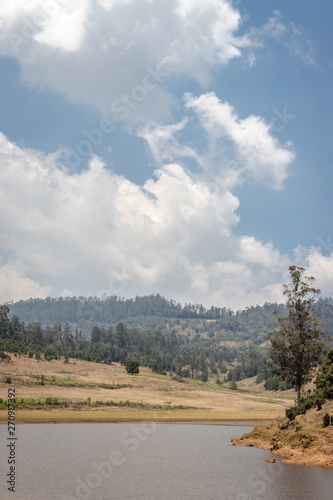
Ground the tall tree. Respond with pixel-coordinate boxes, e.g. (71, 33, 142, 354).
(0, 305, 10, 338)
(268, 265, 323, 399)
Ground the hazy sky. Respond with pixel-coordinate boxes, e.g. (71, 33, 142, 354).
(0, 0, 332, 309)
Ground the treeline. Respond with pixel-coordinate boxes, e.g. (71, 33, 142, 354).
(7, 295, 333, 346)
(7, 294, 233, 325)
(0, 305, 238, 381)
(205, 298, 333, 344)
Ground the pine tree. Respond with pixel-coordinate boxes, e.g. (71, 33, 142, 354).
(268, 265, 323, 399)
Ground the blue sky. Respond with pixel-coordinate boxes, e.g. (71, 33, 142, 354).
(0, 0, 332, 309)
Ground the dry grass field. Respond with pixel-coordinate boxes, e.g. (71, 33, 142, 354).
(0, 354, 294, 423)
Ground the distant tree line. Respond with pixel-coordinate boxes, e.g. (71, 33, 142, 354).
(0, 304, 237, 381)
(7, 294, 233, 325)
(7, 295, 333, 347)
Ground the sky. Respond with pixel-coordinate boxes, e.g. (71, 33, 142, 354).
(0, 0, 332, 310)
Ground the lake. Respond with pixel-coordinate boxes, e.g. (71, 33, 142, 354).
(0, 423, 333, 499)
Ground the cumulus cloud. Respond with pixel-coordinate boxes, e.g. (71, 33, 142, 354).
(184, 92, 295, 189)
(0, 0, 250, 122)
(0, 129, 297, 309)
(296, 247, 333, 295)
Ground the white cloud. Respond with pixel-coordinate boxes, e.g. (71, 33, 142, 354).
(184, 92, 294, 189)
(239, 236, 287, 269)
(0, 130, 296, 309)
(137, 91, 295, 194)
(137, 118, 201, 166)
(302, 248, 333, 295)
(0, 261, 50, 304)
(1, 129, 329, 309)
(0, 0, 250, 122)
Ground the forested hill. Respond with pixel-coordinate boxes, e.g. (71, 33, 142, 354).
(5, 294, 333, 342)
(7, 294, 232, 323)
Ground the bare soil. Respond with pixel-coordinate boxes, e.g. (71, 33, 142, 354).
(230, 400, 333, 468)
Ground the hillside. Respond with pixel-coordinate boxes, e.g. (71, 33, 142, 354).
(0, 354, 292, 423)
(7, 295, 333, 343)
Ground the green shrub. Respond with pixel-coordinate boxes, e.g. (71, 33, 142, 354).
(264, 376, 279, 391)
(285, 394, 321, 421)
(278, 379, 293, 391)
(255, 373, 264, 384)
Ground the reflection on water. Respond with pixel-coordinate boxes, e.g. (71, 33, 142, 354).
(0, 423, 332, 500)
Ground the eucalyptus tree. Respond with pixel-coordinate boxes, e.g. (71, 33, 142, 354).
(268, 265, 323, 399)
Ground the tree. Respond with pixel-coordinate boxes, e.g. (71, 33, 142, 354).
(268, 265, 323, 400)
(315, 348, 333, 400)
(0, 305, 10, 338)
(126, 359, 139, 375)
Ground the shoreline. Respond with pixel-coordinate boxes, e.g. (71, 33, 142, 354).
(0, 408, 276, 425)
(231, 434, 333, 468)
(230, 403, 333, 469)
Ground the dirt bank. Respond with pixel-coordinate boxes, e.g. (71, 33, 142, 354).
(230, 401, 333, 468)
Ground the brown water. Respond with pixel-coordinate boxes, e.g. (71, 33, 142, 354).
(1, 423, 333, 499)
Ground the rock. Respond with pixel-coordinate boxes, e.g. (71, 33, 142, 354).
(321, 446, 333, 455)
(265, 456, 276, 463)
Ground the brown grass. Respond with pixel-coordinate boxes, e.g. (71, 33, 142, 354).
(0, 354, 292, 423)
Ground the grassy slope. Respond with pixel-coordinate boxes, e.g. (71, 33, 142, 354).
(0, 354, 292, 423)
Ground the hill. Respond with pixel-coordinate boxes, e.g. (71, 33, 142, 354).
(0, 353, 292, 424)
(6, 295, 333, 343)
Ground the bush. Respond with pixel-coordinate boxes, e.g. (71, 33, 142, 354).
(255, 373, 264, 384)
(0, 351, 11, 361)
(5, 376, 12, 384)
(264, 376, 279, 391)
(278, 379, 293, 391)
(323, 413, 330, 427)
(285, 394, 321, 421)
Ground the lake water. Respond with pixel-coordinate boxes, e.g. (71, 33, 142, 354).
(1, 423, 333, 499)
